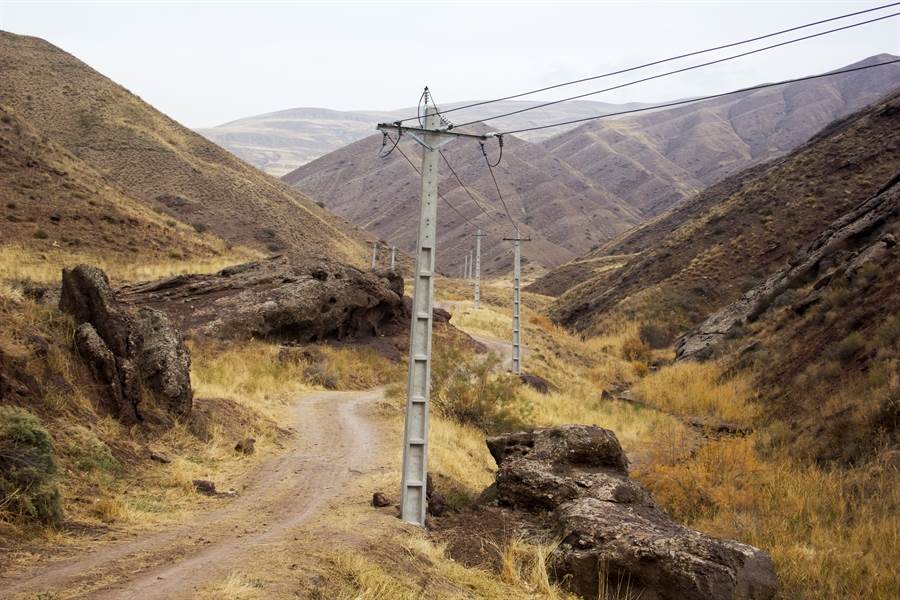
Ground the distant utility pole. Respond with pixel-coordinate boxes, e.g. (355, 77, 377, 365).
(474, 230, 484, 309)
(503, 236, 531, 375)
(463, 253, 469, 280)
(467, 250, 473, 281)
(390, 246, 396, 270)
(371, 242, 379, 269)
(377, 99, 483, 527)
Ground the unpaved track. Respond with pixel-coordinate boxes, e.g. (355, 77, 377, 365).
(1, 389, 384, 599)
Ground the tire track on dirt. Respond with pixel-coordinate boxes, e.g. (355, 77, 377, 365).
(2, 389, 384, 600)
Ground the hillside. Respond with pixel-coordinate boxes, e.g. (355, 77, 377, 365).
(542, 54, 900, 219)
(545, 89, 900, 342)
(0, 104, 227, 265)
(198, 100, 650, 176)
(283, 126, 642, 274)
(284, 57, 900, 276)
(0, 32, 371, 266)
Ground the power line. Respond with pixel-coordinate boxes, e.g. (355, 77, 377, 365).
(452, 12, 900, 128)
(439, 151, 502, 225)
(390, 136, 496, 234)
(481, 143, 518, 235)
(394, 1, 900, 123)
(493, 58, 900, 136)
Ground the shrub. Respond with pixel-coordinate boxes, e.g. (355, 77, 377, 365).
(33, 229, 49, 240)
(191, 222, 209, 234)
(620, 334, 651, 362)
(0, 406, 63, 525)
(638, 323, 670, 349)
(429, 346, 527, 432)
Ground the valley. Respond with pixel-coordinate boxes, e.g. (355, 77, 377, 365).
(2, 7, 899, 600)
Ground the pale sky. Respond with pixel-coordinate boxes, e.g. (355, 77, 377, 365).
(2, 1, 898, 128)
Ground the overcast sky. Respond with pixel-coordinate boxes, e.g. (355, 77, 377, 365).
(2, 1, 898, 128)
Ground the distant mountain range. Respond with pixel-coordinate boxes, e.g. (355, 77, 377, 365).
(279, 55, 900, 274)
(197, 100, 652, 176)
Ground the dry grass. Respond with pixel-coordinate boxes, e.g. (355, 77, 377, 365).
(320, 535, 575, 600)
(636, 434, 900, 600)
(631, 360, 758, 423)
(0, 243, 260, 286)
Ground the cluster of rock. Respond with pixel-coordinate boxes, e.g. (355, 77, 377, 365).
(486, 425, 778, 600)
(117, 256, 406, 342)
(676, 176, 899, 361)
(60, 265, 193, 423)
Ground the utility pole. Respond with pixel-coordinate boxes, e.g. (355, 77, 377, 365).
(467, 250, 473, 280)
(503, 236, 531, 375)
(390, 246, 396, 270)
(474, 230, 484, 309)
(371, 242, 379, 269)
(463, 253, 469, 280)
(377, 101, 479, 527)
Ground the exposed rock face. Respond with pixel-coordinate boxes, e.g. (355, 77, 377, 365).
(118, 256, 406, 342)
(676, 177, 900, 361)
(487, 425, 778, 600)
(60, 265, 192, 423)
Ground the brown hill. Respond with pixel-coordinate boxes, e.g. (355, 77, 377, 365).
(282, 127, 641, 275)
(198, 100, 652, 176)
(542, 55, 900, 219)
(546, 89, 900, 342)
(0, 32, 371, 266)
(0, 104, 227, 265)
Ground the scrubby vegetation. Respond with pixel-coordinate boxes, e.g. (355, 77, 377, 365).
(0, 406, 62, 526)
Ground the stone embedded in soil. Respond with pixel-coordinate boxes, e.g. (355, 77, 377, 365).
(487, 424, 778, 600)
(372, 492, 392, 507)
(234, 437, 256, 455)
(192, 480, 216, 496)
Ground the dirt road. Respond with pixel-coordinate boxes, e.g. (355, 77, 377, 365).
(1, 389, 385, 600)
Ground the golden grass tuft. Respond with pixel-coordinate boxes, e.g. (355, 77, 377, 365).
(631, 360, 758, 423)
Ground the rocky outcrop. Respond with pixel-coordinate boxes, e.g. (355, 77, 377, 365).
(676, 177, 900, 361)
(487, 425, 778, 600)
(60, 265, 192, 423)
(118, 256, 406, 343)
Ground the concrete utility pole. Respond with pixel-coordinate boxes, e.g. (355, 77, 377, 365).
(504, 236, 531, 375)
(463, 253, 469, 280)
(467, 250, 473, 280)
(377, 93, 487, 527)
(390, 246, 396, 270)
(474, 230, 484, 309)
(371, 242, 379, 269)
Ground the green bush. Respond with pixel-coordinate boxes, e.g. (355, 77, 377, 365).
(0, 406, 63, 525)
(429, 346, 527, 432)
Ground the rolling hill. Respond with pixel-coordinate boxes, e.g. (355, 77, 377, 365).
(197, 100, 652, 176)
(281, 125, 642, 275)
(283, 56, 900, 275)
(543, 89, 900, 341)
(0, 31, 373, 267)
(542, 54, 900, 218)
(0, 103, 225, 265)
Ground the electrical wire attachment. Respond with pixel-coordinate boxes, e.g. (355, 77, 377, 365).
(378, 131, 401, 158)
(481, 135, 504, 168)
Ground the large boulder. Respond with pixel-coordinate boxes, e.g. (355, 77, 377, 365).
(487, 425, 778, 600)
(118, 256, 406, 342)
(60, 265, 192, 423)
